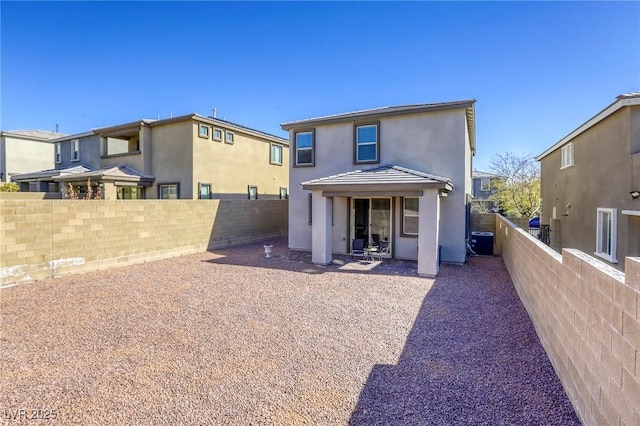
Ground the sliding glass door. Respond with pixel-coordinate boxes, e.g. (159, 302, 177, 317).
(351, 197, 391, 251)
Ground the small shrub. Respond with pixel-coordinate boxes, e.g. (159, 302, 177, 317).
(0, 182, 20, 192)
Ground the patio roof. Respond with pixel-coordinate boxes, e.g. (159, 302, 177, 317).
(11, 165, 93, 182)
(301, 165, 453, 195)
(55, 164, 155, 186)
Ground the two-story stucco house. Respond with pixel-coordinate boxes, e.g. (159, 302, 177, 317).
(0, 130, 66, 184)
(281, 100, 476, 277)
(471, 170, 504, 213)
(536, 92, 640, 271)
(13, 114, 289, 200)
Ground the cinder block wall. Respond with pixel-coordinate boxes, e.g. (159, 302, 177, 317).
(495, 215, 640, 425)
(1, 199, 287, 286)
(470, 213, 496, 233)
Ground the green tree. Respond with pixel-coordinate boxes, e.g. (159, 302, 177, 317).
(489, 152, 540, 218)
(0, 182, 19, 192)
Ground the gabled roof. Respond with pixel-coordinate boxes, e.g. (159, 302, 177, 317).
(1, 130, 67, 141)
(472, 170, 504, 179)
(281, 99, 476, 153)
(536, 92, 640, 161)
(55, 164, 154, 184)
(301, 164, 453, 191)
(11, 165, 93, 181)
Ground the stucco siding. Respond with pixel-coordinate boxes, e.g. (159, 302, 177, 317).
(540, 107, 633, 270)
(3, 136, 54, 179)
(148, 121, 194, 198)
(57, 135, 101, 170)
(191, 122, 289, 200)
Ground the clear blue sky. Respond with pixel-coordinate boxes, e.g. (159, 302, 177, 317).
(1, 1, 639, 171)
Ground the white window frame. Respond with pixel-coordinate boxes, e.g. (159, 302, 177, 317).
(480, 178, 491, 192)
(561, 142, 574, 169)
(279, 187, 288, 200)
(355, 123, 379, 164)
(270, 143, 283, 165)
(159, 183, 179, 199)
(54, 143, 61, 163)
(213, 128, 223, 141)
(71, 139, 80, 161)
(248, 185, 258, 200)
(295, 130, 314, 167)
(402, 197, 419, 236)
(595, 207, 617, 263)
(199, 124, 210, 139)
(225, 131, 234, 144)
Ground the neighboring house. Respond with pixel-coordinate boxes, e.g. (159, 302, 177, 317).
(0, 130, 66, 183)
(536, 92, 640, 271)
(471, 170, 503, 213)
(281, 100, 476, 277)
(12, 114, 289, 200)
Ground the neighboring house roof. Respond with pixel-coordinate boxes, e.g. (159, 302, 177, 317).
(55, 164, 155, 185)
(49, 131, 96, 143)
(301, 164, 453, 192)
(0, 130, 67, 141)
(472, 170, 503, 179)
(536, 92, 640, 161)
(280, 99, 476, 152)
(93, 114, 289, 145)
(11, 165, 93, 181)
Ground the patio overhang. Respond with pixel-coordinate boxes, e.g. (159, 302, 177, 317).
(301, 165, 454, 195)
(54, 164, 155, 187)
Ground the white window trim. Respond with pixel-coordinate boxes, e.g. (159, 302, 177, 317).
(402, 197, 419, 236)
(199, 124, 210, 139)
(213, 128, 223, 141)
(71, 139, 80, 162)
(595, 207, 617, 263)
(54, 143, 61, 163)
(480, 178, 491, 192)
(270, 143, 283, 165)
(561, 142, 574, 169)
(225, 131, 234, 144)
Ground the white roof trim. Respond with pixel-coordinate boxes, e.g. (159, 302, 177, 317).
(536, 95, 640, 161)
(621, 210, 640, 216)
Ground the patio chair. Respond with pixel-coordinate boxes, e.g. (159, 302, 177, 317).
(371, 233, 381, 248)
(372, 241, 391, 263)
(351, 238, 365, 260)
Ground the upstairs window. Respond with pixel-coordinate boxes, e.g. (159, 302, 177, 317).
(71, 139, 80, 161)
(271, 143, 283, 165)
(561, 142, 574, 169)
(354, 122, 380, 164)
(199, 124, 210, 138)
(595, 208, 617, 263)
(225, 131, 234, 144)
(54, 143, 61, 163)
(213, 128, 223, 141)
(295, 130, 314, 167)
(480, 178, 491, 192)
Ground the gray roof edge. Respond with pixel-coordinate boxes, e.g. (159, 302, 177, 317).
(536, 93, 640, 161)
(281, 100, 476, 130)
(0, 130, 69, 141)
(301, 164, 453, 187)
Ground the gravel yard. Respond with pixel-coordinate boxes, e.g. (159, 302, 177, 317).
(1, 238, 579, 425)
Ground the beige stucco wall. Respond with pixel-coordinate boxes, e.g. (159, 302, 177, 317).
(146, 120, 194, 198)
(540, 107, 638, 270)
(495, 214, 640, 426)
(288, 108, 472, 264)
(2, 135, 54, 181)
(0, 198, 288, 286)
(190, 121, 289, 200)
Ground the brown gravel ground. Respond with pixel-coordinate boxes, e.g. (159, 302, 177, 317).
(1, 237, 579, 425)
